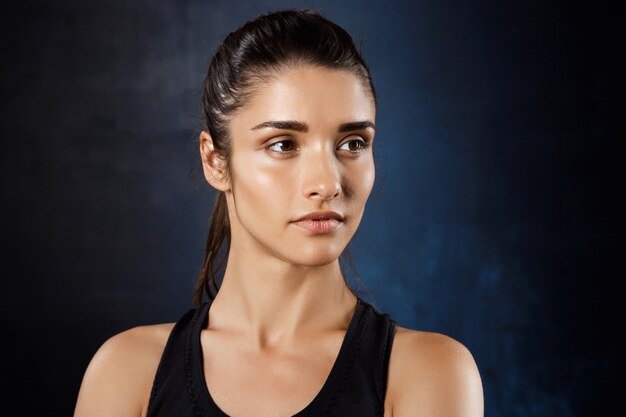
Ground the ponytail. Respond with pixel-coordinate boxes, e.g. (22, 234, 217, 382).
(193, 192, 230, 307)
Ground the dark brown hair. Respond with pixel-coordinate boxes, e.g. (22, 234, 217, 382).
(194, 8, 377, 307)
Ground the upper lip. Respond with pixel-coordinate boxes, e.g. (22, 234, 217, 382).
(294, 210, 344, 222)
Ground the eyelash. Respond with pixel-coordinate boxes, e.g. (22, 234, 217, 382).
(266, 138, 371, 156)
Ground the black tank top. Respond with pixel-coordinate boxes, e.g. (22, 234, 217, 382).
(146, 296, 397, 416)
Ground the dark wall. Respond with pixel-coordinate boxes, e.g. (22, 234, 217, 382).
(1, 1, 620, 415)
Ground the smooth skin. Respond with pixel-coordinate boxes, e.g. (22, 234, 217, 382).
(73, 64, 483, 417)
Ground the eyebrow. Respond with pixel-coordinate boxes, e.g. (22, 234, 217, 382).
(250, 120, 376, 133)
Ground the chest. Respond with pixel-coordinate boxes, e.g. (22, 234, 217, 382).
(199, 330, 394, 417)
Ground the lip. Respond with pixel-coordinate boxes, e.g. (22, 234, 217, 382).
(292, 210, 344, 234)
(293, 218, 342, 234)
(293, 210, 344, 222)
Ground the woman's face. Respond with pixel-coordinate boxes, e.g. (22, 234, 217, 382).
(205, 64, 376, 267)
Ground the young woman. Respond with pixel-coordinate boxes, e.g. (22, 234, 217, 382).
(73, 9, 483, 417)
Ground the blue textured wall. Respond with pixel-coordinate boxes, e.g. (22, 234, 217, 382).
(1, 0, 619, 415)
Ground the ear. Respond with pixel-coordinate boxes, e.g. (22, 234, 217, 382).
(199, 130, 230, 192)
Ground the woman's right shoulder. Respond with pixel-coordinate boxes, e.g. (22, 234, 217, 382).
(73, 322, 177, 417)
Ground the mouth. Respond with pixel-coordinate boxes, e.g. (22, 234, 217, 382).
(292, 218, 342, 234)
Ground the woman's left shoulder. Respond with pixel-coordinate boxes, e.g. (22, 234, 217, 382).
(386, 326, 484, 417)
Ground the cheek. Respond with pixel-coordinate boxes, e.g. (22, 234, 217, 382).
(349, 158, 376, 201)
(363, 162, 375, 196)
(235, 154, 292, 216)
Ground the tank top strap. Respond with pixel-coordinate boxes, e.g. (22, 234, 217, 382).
(322, 298, 398, 416)
(145, 305, 200, 417)
(359, 300, 398, 409)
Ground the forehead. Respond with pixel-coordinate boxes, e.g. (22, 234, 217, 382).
(231, 65, 375, 132)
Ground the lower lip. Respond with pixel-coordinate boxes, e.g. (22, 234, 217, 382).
(293, 219, 342, 234)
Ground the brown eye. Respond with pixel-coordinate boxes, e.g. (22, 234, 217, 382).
(338, 138, 370, 152)
(267, 139, 296, 154)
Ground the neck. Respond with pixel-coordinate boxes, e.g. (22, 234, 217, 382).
(207, 246, 357, 351)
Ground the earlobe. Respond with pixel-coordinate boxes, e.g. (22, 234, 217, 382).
(199, 130, 230, 192)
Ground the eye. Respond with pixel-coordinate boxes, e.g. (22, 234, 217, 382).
(265, 137, 371, 156)
(338, 138, 371, 153)
(266, 139, 297, 154)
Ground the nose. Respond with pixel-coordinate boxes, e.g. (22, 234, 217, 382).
(302, 146, 342, 201)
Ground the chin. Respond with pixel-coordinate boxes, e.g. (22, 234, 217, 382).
(289, 244, 346, 266)
(293, 255, 340, 268)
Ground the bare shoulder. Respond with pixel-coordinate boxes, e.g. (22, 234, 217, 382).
(387, 325, 484, 417)
(73, 322, 176, 417)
